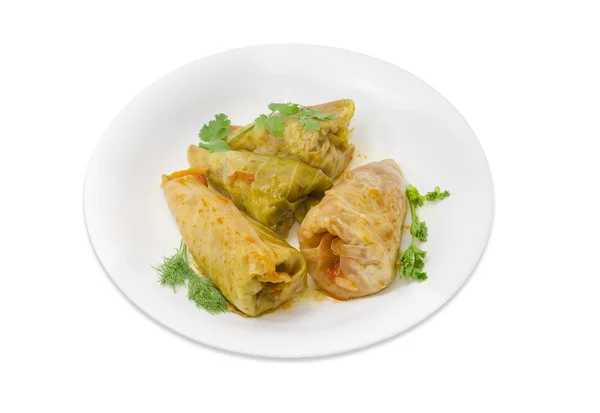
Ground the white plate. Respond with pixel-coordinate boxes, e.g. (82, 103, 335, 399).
(84, 44, 494, 358)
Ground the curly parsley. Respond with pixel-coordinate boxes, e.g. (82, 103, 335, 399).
(399, 185, 451, 281)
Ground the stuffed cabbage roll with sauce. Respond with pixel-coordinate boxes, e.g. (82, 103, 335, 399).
(188, 145, 332, 237)
(298, 160, 407, 300)
(228, 99, 355, 179)
(162, 169, 307, 316)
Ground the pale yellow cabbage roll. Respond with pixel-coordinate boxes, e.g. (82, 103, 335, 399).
(162, 169, 307, 316)
(298, 160, 407, 300)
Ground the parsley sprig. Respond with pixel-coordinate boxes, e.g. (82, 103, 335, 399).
(399, 185, 450, 281)
(155, 240, 228, 314)
(198, 102, 337, 152)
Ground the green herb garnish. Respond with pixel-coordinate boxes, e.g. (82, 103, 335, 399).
(187, 272, 229, 313)
(155, 240, 228, 314)
(267, 102, 299, 116)
(198, 113, 232, 152)
(399, 185, 450, 281)
(155, 239, 190, 292)
(400, 242, 428, 281)
(254, 113, 285, 136)
(198, 102, 337, 152)
(425, 186, 451, 202)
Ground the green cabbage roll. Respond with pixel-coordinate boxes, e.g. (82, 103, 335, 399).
(161, 169, 307, 316)
(228, 99, 355, 179)
(188, 145, 333, 237)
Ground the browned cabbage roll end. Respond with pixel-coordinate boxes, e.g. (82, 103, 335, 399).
(162, 169, 307, 316)
(298, 160, 407, 300)
(229, 99, 355, 179)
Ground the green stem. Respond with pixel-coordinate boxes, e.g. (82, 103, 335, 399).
(408, 197, 418, 226)
(225, 105, 317, 144)
(226, 124, 254, 144)
(225, 110, 279, 143)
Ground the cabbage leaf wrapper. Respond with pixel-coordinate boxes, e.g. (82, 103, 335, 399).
(228, 99, 355, 179)
(188, 145, 333, 237)
(298, 160, 407, 300)
(162, 169, 307, 316)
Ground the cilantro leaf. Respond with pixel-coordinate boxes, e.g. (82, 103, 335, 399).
(199, 139, 230, 152)
(266, 116, 285, 136)
(254, 114, 267, 131)
(196, 102, 339, 150)
(300, 107, 337, 120)
(299, 117, 321, 131)
(256, 112, 286, 136)
(198, 113, 232, 152)
(268, 102, 299, 116)
(199, 113, 230, 142)
(296, 107, 337, 133)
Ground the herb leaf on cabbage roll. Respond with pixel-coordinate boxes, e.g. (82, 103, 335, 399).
(228, 99, 355, 179)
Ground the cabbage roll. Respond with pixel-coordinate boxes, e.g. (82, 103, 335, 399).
(188, 145, 333, 237)
(298, 160, 407, 300)
(162, 169, 307, 316)
(228, 99, 355, 179)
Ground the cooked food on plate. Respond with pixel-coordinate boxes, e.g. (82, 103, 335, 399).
(187, 145, 332, 237)
(155, 98, 450, 316)
(298, 160, 407, 300)
(161, 169, 307, 316)
(228, 99, 355, 179)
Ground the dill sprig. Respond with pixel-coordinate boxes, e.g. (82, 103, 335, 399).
(156, 239, 190, 292)
(187, 275, 228, 314)
(155, 240, 228, 314)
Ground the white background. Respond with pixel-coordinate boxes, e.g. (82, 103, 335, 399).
(1, 1, 598, 412)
